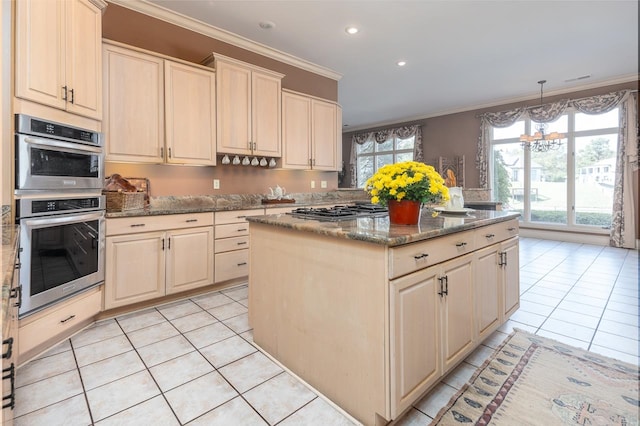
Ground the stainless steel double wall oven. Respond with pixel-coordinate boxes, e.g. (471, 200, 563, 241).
(15, 114, 106, 317)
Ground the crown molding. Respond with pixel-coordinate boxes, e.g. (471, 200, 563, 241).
(106, 0, 342, 81)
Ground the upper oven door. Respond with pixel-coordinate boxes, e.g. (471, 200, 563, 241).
(15, 133, 104, 190)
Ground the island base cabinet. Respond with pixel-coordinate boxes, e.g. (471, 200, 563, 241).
(439, 253, 475, 373)
(390, 266, 440, 417)
(502, 237, 520, 317)
(474, 246, 501, 340)
(165, 227, 214, 295)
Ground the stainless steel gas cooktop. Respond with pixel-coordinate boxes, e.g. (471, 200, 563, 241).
(288, 203, 388, 221)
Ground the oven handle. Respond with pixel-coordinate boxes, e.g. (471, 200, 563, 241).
(21, 210, 105, 227)
(22, 135, 103, 154)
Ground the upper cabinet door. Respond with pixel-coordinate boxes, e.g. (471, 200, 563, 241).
(312, 99, 338, 171)
(15, 0, 66, 110)
(252, 71, 282, 157)
(216, 60, 252, 154)
(103, 44, 164, 163)
(282, 91, 312, 169)
(165, 61, 216, 165)
(15, 0, 105, 120)
(65, 0, 103, 119)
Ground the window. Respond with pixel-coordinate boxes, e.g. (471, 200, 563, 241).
(355, 135, 415, 188)
(490, 108, 618, 230)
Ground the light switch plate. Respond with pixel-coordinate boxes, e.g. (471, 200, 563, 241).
(310, 181, 316, 189)
(213, 179, 220, 189)
(320, 180, 327, 188)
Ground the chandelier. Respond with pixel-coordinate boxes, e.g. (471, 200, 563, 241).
(520, 80, 565, 152)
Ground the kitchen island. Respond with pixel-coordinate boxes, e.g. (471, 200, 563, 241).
(246, 209, 520, 426)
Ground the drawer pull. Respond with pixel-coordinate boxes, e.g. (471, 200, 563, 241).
(237, 241, 248, 245)
(507, 227, 516, 231)
(2, 363, 15, 410)
(237, 262, 247, 266)
(2, 338, 13, 360)
(14, 262, 20, 270)
(186, 219, 198, 223)
(455, 242, 467, 248)
(485, 233, 495, 239)
(60, 315, 76, 324)
(413, 253, 429, 260)
(237, 215, 247, 219)
(237, 228, 248, 232)
(130, 224, 146, 228)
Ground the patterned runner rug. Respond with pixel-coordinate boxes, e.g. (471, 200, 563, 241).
(432, 329, 639, 425)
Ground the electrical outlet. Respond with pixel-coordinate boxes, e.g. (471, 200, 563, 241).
(213, 179, 220, 189)
(320, 180, 327, 188)
(310, 180, 316, 189)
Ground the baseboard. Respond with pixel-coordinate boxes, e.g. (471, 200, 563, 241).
(519, 228, 610, 246)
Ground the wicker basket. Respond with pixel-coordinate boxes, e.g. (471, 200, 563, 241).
(103, 191, 145, 212)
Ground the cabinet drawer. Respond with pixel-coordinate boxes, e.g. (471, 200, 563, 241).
(216, 222, 251, 239)
(475, 219, 519, 250)
(19, 289, 102, 356)
(215, 249, 249, 282)
(215, 236, 249, 253)
(215, 209, 264, 225)
(389, 230, 475, 279)
(107, 212, 213, 236)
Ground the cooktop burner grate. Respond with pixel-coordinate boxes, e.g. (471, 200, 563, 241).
(288, 203, 388, 221)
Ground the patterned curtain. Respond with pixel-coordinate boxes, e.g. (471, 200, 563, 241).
(349, 124, 423, 188)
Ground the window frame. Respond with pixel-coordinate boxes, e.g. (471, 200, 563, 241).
(489, 107, 619, 233)
(355, 135, 415, 188)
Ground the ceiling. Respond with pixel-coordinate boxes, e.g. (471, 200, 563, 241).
(145, 0, 638, 131)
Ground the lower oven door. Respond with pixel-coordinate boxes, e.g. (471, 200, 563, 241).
(18, 210, 105, 317)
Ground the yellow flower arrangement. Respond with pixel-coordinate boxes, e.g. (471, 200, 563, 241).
(364, 161, 450, 207)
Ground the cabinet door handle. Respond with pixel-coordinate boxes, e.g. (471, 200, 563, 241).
(168, 237, 171, 250)
(9, 285, 21, 309)
(69, 88, 74, 104)
(2, 363, 15, 410)
(2, 338, 13, 360)
(160, 147, 164, 158)
(62, 85, 68, 101)
(186, 219, 198, 223)
(161, 238, 165, 250)
(455, 242, 467, 248)
(413, 253, 429, 260)
(485, 233, 495, 239)
(130, 224, 146, 228)
(237, 262, 247, 266)
(168, 147, 172, 158)
(437, 276, 448, 297)
(507, 227, 516, 231)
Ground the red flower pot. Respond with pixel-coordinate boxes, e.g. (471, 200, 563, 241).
(387, 199, 421, 225)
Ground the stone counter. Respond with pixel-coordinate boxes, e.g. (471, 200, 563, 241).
(246, 209, 520, 247)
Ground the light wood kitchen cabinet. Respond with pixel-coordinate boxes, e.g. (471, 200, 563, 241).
(15, 0, 106, 120)
(105, 213, 214, 309)
(282, 90, 341, 171)
(501, 237, 520, 317)
(210, 55, 283, 157)
(214, 209, 264, 283)
(164, 60, 216, 165)
(474, 245, 501, 340)
(103, 41, 216, 165)
(2, 256, 20, 424)
(389, 265, 440, 416)
(103, 43, 164, 163)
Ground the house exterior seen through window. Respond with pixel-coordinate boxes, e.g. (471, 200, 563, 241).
(490, 108, 619, 230)
(355, 135, 415, 188)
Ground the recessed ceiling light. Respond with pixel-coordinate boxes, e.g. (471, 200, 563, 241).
(396, 61, 407, 67)
(259, 21, 275, 30)
(345, 26, 359, 35)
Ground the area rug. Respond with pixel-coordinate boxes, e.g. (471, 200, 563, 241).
(431, 329, 639, 425)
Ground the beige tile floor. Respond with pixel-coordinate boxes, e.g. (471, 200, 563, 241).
(14, 238, 639, 425)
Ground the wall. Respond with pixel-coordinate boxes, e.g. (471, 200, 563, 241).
(1, 0, 11, 218)
(342, 81, 638, 189)
(101, 3, 339, 196)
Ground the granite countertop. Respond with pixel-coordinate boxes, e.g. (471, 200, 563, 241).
(246, 209, 520, 247)
(2, 225, 20, 335)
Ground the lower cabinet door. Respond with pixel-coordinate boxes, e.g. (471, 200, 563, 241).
(502, 237, 520, 317)
(475, 245, 501, 340)
(105, 232, 165, 309)
(440, 253, 475, 373)
(215, 249, 248, 283)
(390, 264, 440, 417)
(166, 227, 214, 294)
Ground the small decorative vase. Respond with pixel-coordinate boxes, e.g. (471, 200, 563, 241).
(387, 200, 421, 225)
